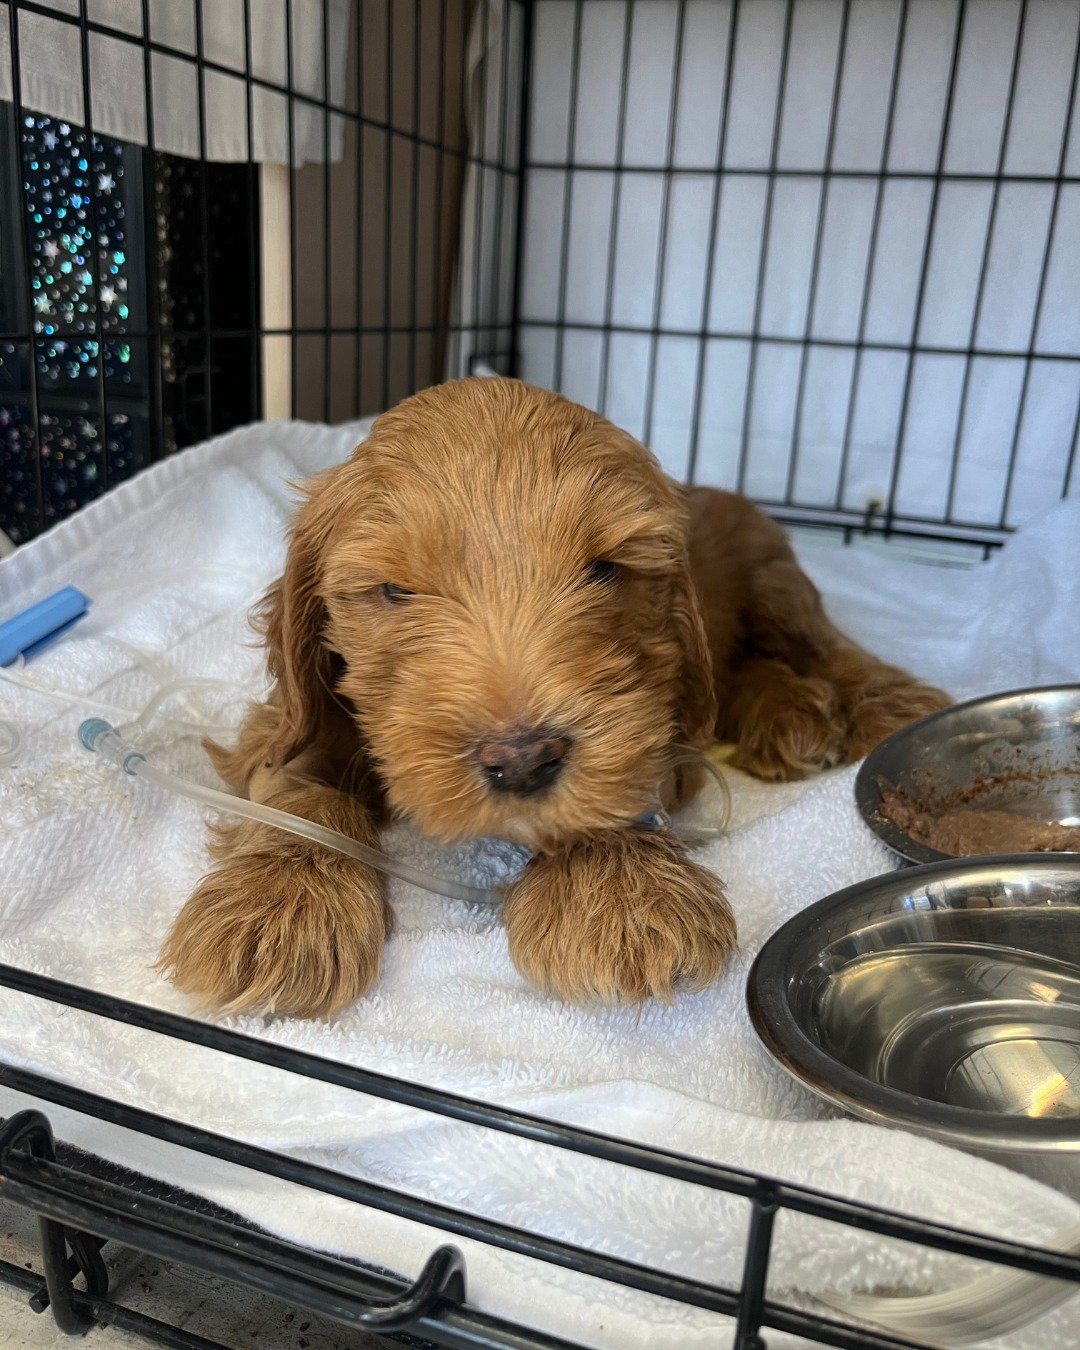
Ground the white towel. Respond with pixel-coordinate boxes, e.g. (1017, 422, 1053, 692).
(1, 420, 1078, 1350)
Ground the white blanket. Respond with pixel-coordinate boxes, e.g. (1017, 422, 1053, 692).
(1, 420, 1078, 1349)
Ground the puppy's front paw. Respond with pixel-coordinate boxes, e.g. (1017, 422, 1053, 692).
(503, 831, 735, 1003)
(843, 675, 951, 761)
(731, 672, 845, 782)
(158, 836, 391, 1019)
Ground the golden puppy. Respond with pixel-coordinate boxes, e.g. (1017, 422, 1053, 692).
(159, 378, 946, 1017)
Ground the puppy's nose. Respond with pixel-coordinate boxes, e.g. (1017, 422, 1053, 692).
(474, 729, 571, 796)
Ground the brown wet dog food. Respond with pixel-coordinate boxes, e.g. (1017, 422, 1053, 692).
(878, 779, 1080, 857)
(874, 788, 1080, 853)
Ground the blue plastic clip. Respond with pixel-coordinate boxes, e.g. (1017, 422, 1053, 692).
(634, 809, 670, 833)
(0, 586, 90, 666)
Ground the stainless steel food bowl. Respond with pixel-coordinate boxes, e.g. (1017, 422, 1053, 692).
(855, 684, 1080, 863)
(747, 856, 1080, 1152)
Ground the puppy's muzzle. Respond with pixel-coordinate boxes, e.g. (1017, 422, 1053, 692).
(474, 728, 571, 796)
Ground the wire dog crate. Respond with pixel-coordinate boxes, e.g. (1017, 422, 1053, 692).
(1, 1, 1079, 1347)
(2, 0, 1077, 549)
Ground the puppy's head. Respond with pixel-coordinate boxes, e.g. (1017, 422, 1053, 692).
(262, 379, 715, 849)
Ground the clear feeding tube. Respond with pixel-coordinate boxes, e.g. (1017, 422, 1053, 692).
(0, 718, 21, 768)
(0, 565, 270, 745)
(78, 720, 730, 908)
(0, 654, 243, 741)
(78, 718, 503, 906)
(9, 573, 729, 902)
(639, 748, 731, 844)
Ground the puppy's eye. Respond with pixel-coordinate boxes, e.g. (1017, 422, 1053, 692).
(583, 559, 618, 585)
(378, 583, 414, 606)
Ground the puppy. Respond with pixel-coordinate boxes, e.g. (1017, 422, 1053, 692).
(159, 378, 947, 1016)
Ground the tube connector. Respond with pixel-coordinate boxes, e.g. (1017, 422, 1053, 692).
(78, 717, 113, 752)
(78, 718, 147, 775)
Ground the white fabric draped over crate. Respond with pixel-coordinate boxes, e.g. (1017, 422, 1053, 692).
(0, 0, 350, 164)
(0, 420, 1078, 1349)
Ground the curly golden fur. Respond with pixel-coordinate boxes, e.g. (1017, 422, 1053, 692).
(159, 378, 947, 1017)
(503, 830, 737, 1003)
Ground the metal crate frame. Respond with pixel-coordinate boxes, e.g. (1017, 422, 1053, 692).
(3, 962, 1079, 1350)
(2, 1, 1079, 1345)
(514, 0, 1080, 552)
(2, 1, 1076, 547)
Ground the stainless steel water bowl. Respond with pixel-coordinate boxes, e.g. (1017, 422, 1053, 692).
(855, 684, 1080, 864)
(747, 857, 1080, 1152)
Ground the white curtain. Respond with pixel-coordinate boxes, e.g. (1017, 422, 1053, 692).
(0, 0, 351, 164)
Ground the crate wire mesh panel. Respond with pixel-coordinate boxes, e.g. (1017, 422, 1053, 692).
(3, 973, 1080, 1350)
(2, 0, 1077, 547)
(1, 1, 1080, 1347)
(513, 0, 1080, 545)
(0, 0, 495, 539)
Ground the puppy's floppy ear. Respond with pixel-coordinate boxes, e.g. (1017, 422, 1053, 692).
(607, 430, 717, 752)
(670, 541, 717, 751)
(256, 465, 346, 768)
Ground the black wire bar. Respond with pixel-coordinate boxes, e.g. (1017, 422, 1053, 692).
(521, 0, 1079, 542)
(2, 989, 1077, 1350)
